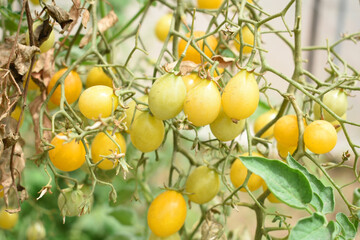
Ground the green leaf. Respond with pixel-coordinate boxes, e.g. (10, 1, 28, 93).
(310, 193, 324, 212)
(109, 208, 136, 226)
(240, 156, 312, 209)
(289, 213, 332, 240)
(287, 154, 335, 214)
(336, 213, 356, 239)
(327, 220, 342, 239)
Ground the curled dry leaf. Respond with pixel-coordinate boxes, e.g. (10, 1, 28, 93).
(201, 214, 227, 240)
(82, 9, 90, 29)
(211, 55, 234, 69)
(33, 18, 53, 47)
(45, 4, 73, 32)
(68, 0, 82, 31)
(163, 61, 199, 75)
(79, 10, 118, 48)
(29, 49, 55, 91)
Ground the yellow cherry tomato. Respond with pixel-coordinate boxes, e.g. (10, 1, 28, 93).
(222, 70, 259, 121)
(26, 20, 55, 53)
(197, 0, 223, 9)
(182, 73, 202, 92)
(276, 141, 297, 159)
(185, 166, 220, 204)
(184, 79, 221, 126)
(78, 85, 118, 120)
(130, 111, 165, 153)
(0, 207, 18, 230)
(304, 120, 337, 154)
(177, 31, 218, 64)
(47, 68, 82, 106)
(48, 133, 86, 172)
(91, 131, 127, 170)
(253, 109, 277, 139)
(149, 73, 186, 120)
(149, 232, 180, 240)
(313, 89, 348, 122)
(85, 67, 113, 88)
(230, 152, 264, 192)
(11, 106, 24, 127)
(234, 25, 255, 55)
(147, 191, 187, 237)
(210, 107, 245, 142)
(274, 115, 306, 147)
(124, 95, 148, 133)
(155, 13, 173, 42)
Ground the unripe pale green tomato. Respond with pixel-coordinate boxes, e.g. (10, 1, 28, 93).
(78, 85, 118, 119)
(210, 107, 245, 142)
(221, 70, 259, 121)
(130, 111, 165, 152)
(253, 109, 277, 139)
(91, 131, 127, 170)
(85, 67, 113, 88)
(0, 207, 18, 230)
(155, 13, 173, 42)
(58, 188, 85, 217)
(304, 120, 337, 154)
(185, 166, 220, 204)
(26, 221, 46, 240)
(149, 232, 181, 240)
(183, 79, 221, 126)
(26, 20, 55, 53)
(124, 95, 149, 133)
(313, 89, 348, 122)
(149, 73, 187, 120)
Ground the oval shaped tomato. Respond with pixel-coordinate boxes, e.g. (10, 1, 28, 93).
(85, 67, 113, 88)
(273, 115, 306, 147)
(185, 166, 220, 204)
(177, 31, 217, 64)
(222, 70, 259, 121)
(253, 109, 277, 139)
(0, 207, 18, 230)
(91, 131, 127, 170)
(130, 111, 165, 152)
(49, 133, 86, 172)
(210, 107, 245, 142)
(147, 191, 187, 237)
(26, 20, 54, 53)
(182, 73, 202, 92)
(234, 25, 255, 55)
(149, 73, 186, 120)
(304, 120, 337, 154)
(230, 152, 264, 192)
(47, 68, 82, 106)
(155, 13, 173, 42)
(124, 95, 149, 133)
(57, 188, 85, 217)
(26, 221, 46, 240)
(78, 85, 118, 119)
(313, 89, 348, 122)
(184, 79, 221, 126)
(197, 0, 223, 9)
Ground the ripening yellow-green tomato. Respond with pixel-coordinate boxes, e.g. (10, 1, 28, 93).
(253, 109, 277, 139)
(304, 120, 337, 154)
(230, 152, 264, 192)
(313, 89, 348, 122)
(26, 221, 46, 240)
(184, 79, 221, 126)
(182, 73, 202, 92)
(78, 85, 118, 120)
(276, 141, 297, 159)
(124, 95, 148, 133)
(149, 232, 181, 240)
(85, 67, 113, 88)
(197, 0, 223, 9)
(274, 115, 306, 147)
(130, 111, 165, 153)
(185, 166, 220, 204)
(210, 107, 245, 142)
(222, 70, 259, 121)
(91, 131, 127, 170)
(149, 73, 186, 120)
(0, 207, 18, 230)
(234, 25, 255, 55)
(155, 13, 173, 42)
(26, 20, 55, 53)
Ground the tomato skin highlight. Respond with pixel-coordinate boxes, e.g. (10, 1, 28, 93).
(147, 191, 187, 237)
(130, 111, 165, 153)
(183, 79, 221, 126)
(182, 73, 202, 92)
(149, 73, 187, 120)
(91, 131, 127, 170)
(185, 166, 220, 204)
(210, 107, 245, 142)
(49, 133, 86, 172)
(304, 120, 337, 154)
(221, 70, 259, 121)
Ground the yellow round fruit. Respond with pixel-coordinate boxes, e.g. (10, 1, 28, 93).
(0, 207, 18, 230)
(177, 31, 218, 64)
(11, 106, 24, 127)
(304, 120, 337, 154)
(230, 152, 264, 192)
(149, 232, 181, 240)
(155, 13, 173, 42)
(124, 95, 148, 133)
(85, 67, 113, 88)
(182, 73, 202, 92)
(276, 141, 297, 159)
(274, 115, 306, 147)
(254, 109, 277, 139)
(91, 131, 127, 170)
(234, 25, 255, 55)
(221, 70, 259, 121)
(26, 20, 55, 53)
(197, 0, 223, 9)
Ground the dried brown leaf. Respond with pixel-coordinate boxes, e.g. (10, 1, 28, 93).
(211, 55, 234, 69)
(33, 19, 53, 47)
(29, 49, 55, 91)
(45, 4, 73, 32)
(82, 9, 90, 29)
(68, 0, 81, 30)
(163, 61, 199, 75)
(79, 10, 118, 48)
(201, 216, 227, 240)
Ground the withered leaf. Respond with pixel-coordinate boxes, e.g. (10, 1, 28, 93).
(82, 9, 90, 29)
(201, 217, 227, 240)
(163, 61, 199, 75)
(79, 10, 118, 48)
(211, 55, 234, 69)
(14, 43, 39, 76)
(45, 4, 73, 32)
(29, 49, 55, 91)
(68, 0, 81, 31)
(33, 18, 53, 47)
